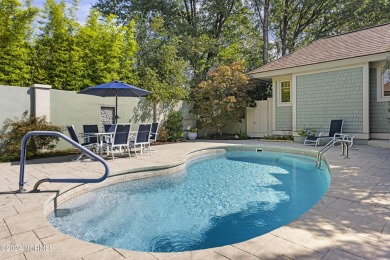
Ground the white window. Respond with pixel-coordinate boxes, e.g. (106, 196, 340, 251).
(377, 68, 390, 102)
(383, 69, 390, 97)
(278, 80, 291, 106)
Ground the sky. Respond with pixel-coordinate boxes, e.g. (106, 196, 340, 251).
(32, 0, 97, 24)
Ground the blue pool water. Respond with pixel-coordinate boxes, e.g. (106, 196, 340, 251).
(48, 151, 330, 252)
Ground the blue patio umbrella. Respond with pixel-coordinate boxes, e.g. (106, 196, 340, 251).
(77, 81, 153, 123)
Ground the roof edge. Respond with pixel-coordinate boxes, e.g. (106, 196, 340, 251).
(248, 22, 390, 75)
(249, 52, 389, 79)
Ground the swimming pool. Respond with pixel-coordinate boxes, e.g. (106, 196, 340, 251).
(48, 150, 330, 252)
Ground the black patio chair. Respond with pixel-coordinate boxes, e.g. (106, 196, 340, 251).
(66, 125, 96, 160)
(83, 124, 99, 144)
(103, 124, 116, 133)
(105, 124, 131, 160)
(130, 123, 152, 157)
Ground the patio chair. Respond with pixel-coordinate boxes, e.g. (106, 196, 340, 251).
(148, 122, 160, 152)
(105, 124, 131, 160)
(102, 124, 115, 146)
(130, 123, 152, 157)
(150, 122, 159, 142)
(83, 124, 99, 144)
(103, 124, 116, 133)
(304, 119, 344, 146)
(66, 125, 96, 160)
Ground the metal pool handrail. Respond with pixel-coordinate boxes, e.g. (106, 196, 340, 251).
(18, 131, 110, 192)
(316, 139, 349, 168)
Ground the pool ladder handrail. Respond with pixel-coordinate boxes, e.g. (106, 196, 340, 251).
(316, 139, 349, 168)
(18, 131, 110, 192)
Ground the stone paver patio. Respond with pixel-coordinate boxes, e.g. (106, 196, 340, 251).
(0, 140, 389, 259)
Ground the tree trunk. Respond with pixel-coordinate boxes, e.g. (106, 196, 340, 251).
(262, 0, 270, 64)
(281, 0, 289, 56)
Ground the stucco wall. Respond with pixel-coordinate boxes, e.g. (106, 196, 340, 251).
(50, 90, 202, 148)
(369, 68, 390, 133)
(0, 85, 32, 126)
(0, 85, 247, 150)
(221, 120, 247, 135)
(296, 67, 363, 133)
(275, 106, 292, 131)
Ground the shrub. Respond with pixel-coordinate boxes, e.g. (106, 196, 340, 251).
(0, 111, 63, 162)
(158, 126, 168, 142)
(297, 129, 316, 137)
(264, 135, 293, 141)
(165, 111, 184, 142)
(191, 62, 250, 134)
(235, 130, 248, 140)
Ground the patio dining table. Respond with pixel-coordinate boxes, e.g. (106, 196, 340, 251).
(80, 132, 113, 155)
(82, 130, 140, 155)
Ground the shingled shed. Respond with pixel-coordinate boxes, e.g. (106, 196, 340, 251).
(249, 23, 390, 142)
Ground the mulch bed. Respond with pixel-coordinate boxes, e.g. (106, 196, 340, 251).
(151, 141, 182, 146)
(153, 133, 244, 144)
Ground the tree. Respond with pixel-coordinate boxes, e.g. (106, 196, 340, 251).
(178, 0, 263, 83)
(136, 16, 189, 103)
(270, 0, 341, 56)
(33, 0, 83, 90)
(214, 5, 264, 71)
(33, 2, 138, 91)
(246, 78, 272, 105)
(0, 0, 38, 86)
(251, 0, 270, 64)
(77, 10, 138, 89)
(269, 0, 390, 57)
(191, 62, 250, 134)
(119, 19, 138, 84)
(93, 0, 180, 26)
(262, 0, 270, 64)
(336, 0, 390, 32)
(93, 0, 263, 86)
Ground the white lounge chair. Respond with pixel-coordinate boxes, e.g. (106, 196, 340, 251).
(304, 120, 344, 146)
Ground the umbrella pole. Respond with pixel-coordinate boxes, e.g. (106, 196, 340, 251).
(115, 92, 118, 124)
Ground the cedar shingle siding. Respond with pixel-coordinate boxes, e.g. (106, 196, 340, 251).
(296, 68, 364, 133)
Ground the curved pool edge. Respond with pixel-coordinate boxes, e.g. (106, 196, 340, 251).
(47, 147, 331, 252)
(42, 145, 332, 252)
(43, 145, 329, 217)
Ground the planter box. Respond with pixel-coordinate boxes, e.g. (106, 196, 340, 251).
(293, 136, 306, 143)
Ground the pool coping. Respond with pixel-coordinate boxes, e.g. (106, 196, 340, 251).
(0, 140, 389, 259)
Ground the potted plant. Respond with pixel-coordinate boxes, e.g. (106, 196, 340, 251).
(188, 127, 198, 140)
(294, 129, 316, 143)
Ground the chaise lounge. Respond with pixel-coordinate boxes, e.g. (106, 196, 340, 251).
(304, 119, 344, 146)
